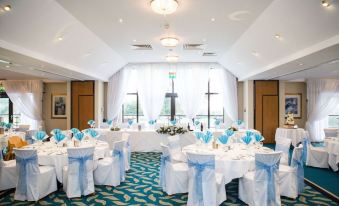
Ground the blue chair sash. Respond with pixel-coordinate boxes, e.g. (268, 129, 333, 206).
(159, 154, 170, 188)
(113, 149, 125, 181)
(16, 155, 38, 197)
(68, 154, 93, 194)
(255, 161, 279, 205)
(291, 158, 304, 194)
(188, 159, 215, 203)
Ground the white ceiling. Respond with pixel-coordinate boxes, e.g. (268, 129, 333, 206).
(0, 0, 338, 81)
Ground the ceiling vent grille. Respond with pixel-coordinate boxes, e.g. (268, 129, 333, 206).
(183, 43, 203, 50)
(202, 52, 217, 56)
(131, 44, 153, 50)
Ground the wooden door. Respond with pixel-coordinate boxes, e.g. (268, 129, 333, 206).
(78, 95, 94, 130)
(254, 80, 279, 143)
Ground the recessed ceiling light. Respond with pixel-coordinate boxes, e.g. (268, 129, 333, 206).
(251, 51, 259, 56)
(133, 39, 137, 42)
(160, 37, 179, 47)
(166, 55, 179, 62)
(202, 38, 207, 42)
(321, 0, 331, 7)
(211, 18, 216, 22)
(237, 62, 242, 65)
(119, 18, 123, 23)
(274, 34, 282, 39)
(57, 36, 64, 41)
(5, 65, 10, 68)
(151, 0, 178, 15)
(4, 5, 11, 11)
(299, 63, 304, 66)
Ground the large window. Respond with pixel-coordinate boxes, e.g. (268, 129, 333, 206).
(328, 105, 339, 128)
(121, 70, 225, 128)
(0, 86, 21, 126)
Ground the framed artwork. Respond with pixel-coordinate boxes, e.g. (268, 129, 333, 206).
(51, 94, 67, 119)
(285, 93, 302, 118)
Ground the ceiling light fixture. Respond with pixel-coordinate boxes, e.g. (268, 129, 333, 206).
(5, 65, 10, 68)
(321, 0, 331, 7)
(298, 63, 304, 66)
(160, 37, 179, 47)
(57, 36, 64, 41)
(166, 55, 179, 62)
(151, 0, 178, 15)
(274, 34, 282, 39)
(211, 18, 216, 22)
(119, 18, 123, 23)
(4, 5, 11, 11)
(251, 51, 259, 56)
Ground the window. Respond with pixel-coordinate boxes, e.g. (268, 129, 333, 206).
(328, 105, 339, 128)
(0, 87, 21, 126)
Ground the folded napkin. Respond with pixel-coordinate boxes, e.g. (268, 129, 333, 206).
(86, 129, 99, 138)
(106, 120, 113, 126)
(51, 128, 62, 135)
(225, 129, 234, 137)
(170, 119, 177, 126)
(194, 132, 204, 140)
(87, 120, 95, 127)
(245, 130, 254, 138)
(74, 132, 85, 141)
(214, 119, 221, 126)
(53, 133, 66, 143)
(34, 131, 48, 141)
(148, 120, 156, 125)
(70, 128, 80, 134)
(241, 135, 252, 145)
(194, 120, 200, 126)
(254, 133, 264, 142)
(218, 135, 230, 145)
(236, 120, 244, 126)
(5, 123, 13, 129)
(201, 131, 213, 144)
(128, 119, 134, 126)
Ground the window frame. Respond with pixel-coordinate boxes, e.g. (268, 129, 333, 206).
(0, 91, 14, 123)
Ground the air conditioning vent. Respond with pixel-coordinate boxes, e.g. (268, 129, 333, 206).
(131, 44, 153, 50)
(202, 52, 217, 56)
(183, 43, 203, 50)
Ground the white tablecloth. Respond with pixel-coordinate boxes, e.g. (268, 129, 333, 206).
(275, 128, 305, 146)
(96, 129, 261, 152)
(325, 138, 339, 170)
(23, 140, 109, 182)
(182, 143, 273, 184)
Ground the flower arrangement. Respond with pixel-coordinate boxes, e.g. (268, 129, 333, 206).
(156, 126, 187, 136)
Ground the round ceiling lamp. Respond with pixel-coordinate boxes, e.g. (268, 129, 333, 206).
(151, 0, 178, 15)
(166, 55, 179, 62)
(160, 37, 179, 47)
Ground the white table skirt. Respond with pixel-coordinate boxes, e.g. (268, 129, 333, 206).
(96, 129, 261, 152)
(325, 138, 339, 171)
(24, 140, 109, 182)
(182, 143, 273, 184)
(275, 128, 305, 146)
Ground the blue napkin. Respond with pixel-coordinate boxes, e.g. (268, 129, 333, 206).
(236, 120, 243, 125)
(74, 132, 85, 141)
(194, 120, 200, 126)
(225, 129, 234, 137)
(128, 119, 133, 126)
(214, 119, 221, 126)
(0, 122, 5, 127)
(254, 133, 264, 142)
(51, 128, 62, 135)
(107, 120, 113, 126)
(241, 135, 252, 145)
(194, 132, 204, 140)
(170, 119, 177, 126)
(87, 129, 99, 138)
(148, 120, 156, 125)
(70, 128, 80, 134)
(87, 120, 95, 127)
(246, 130, 254, 138)
(35, 131, 47, 141)
(201, 131, 213, 144)
(54, 133, 66, 143)
(218, 135, 230, 145)
(5, 123, 12, 129)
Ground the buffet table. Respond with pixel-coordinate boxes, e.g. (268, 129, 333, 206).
(275, 128, 305, 146)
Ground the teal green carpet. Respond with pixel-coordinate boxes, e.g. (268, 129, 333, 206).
(0, 152, 337, 205)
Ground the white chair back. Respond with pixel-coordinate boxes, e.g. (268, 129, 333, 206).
(159, 144, 171, 189)
(275, 137, 291, 165)
(254, 152, 282, 206)
(121, 133, 131, 163)
(167, 135, 181, 150)
(186, 152, 217, 206)
(291, 145, 304, 194)
(14, 148, 39, 200)
(67, 146, 95, 196)
(113, 140, 126, 181)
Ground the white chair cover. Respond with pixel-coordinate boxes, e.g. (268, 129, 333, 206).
(121, 133, 131, 171)
(275, 138, 291, 165)
(63, 146, 95, 198)
(0, 155, 17, 191)
(112, 140, 126, 182)
(291, 145, 304, 195)
(14, 148, 57, 201)
(160, 144, 188, 195)
(239, 152, 282, 206)
(167, 135, 187, 163)
(186, 152, 226, 206)
(302, 137, 329, 168)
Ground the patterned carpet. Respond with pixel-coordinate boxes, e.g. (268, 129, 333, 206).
(0, 152, 337, 206)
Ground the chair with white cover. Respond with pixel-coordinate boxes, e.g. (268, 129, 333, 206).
(0, 150, 17, 191)
(121, 133, 131, 171)
(239, 152, 282, 206)
(111, 140, 126, 182)
(275, 138, 291, 165)
(279, 145, 303, 199)
(167, 135, 187, 163)
(62, 146, 95, 198)
(94, 141, 122, 187)
(302, 137, 329, 168)
(159, 144, 188, 195)
(186, 152, 226, 206)
(14, 148, 57, 201)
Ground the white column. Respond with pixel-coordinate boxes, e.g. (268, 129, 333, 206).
(66, 81, 71, 130)
(95, 80, 104, 128)
(243, 80, 254, 129)
(279, 81, 286, 127)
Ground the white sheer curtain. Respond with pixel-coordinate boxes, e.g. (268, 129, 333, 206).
(107, 68, 131, 121)
(134, 64, 169, 121)
(2, 80, 43, 130)
(175, 63, 210, 120)
(306, 79, 339, 141)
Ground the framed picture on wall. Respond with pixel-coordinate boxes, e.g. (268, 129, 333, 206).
(285, 93, 302, 118)
(52, 94, 67, 119)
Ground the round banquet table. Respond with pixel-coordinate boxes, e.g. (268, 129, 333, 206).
(23, 140, 109, 182)
(325, 138, 339, 171)
(275, 128, 305, 147)
(182, 143, 273, 184)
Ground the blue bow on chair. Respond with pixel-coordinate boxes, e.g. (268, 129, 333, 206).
(16, 155, 38, 197)
(113, 149, 125, 181)
(188, 159, 215, 203)
(159, 154, 170, 188)
(301, 138, 309, 162)
(255, 160, 279, 205)
(68, 154, 93, 195)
